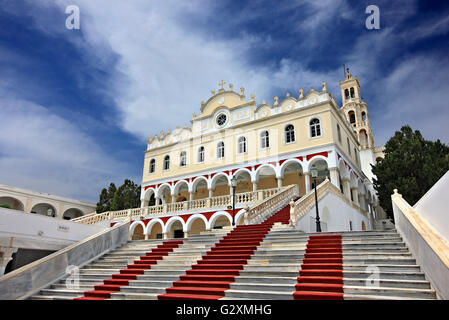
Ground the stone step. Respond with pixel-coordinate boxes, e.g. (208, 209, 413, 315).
(234, 276, 297, 284)
(109, 292, 159, 300)
(343, 286, 436, 299)
(31, 295, 78, 300)
(342, 264, 421, 272)
(39, 289, 86, 298)
(343, 278, 431, 289)
(224, 289, 293, 300)
(119, 286, 167, 294)
(230, 282, 295, 292)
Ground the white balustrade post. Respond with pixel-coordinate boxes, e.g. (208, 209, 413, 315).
(304, 172, 311, 193)
(277, 177, 283, 189)
(127, 209, 132, 222)
(329, 168, 340, 188)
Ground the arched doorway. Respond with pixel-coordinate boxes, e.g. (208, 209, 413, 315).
(281, 161, 304, 196)
(30, 203, 57, 217)
(173, 181, 189, 202)
(255, 165, 277, 190)
(210, 174, 230, 197)
(148, 221, 163, 239)
(131, 224, 145, 240)
(233, 170, 252, 194)
(309, 159, 330, 187)
(169, 220, 184, 239)
(0, 197, 25, 211)
(188, 217, 207, 236)
(192, 177, 209, 199)
(62, 208, 83, 220)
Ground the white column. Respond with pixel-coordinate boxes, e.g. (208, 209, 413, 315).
(189, 192, 194, 201)
(171, 193, 176, 204)
(163, 232, 169, 239)
(155, 197, 160, 205)
(329, 168, 340, 189)
(0, 247, 18, 276)
(209, 189, 213, 198)
(351, 188, 359, 206)
(252, 182, 257, 192)
(341, 178, 351, 200)
(277, 178, 283, 188)
(304, 173, 311, 194)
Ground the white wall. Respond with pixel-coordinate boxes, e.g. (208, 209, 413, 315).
(413, 170, 449, 241)
(296, 192, 370, 233)
(359, 148, 375, 182)
(0, 208, 106, 251)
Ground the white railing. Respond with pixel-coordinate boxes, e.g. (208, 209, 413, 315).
(289, 178, 367, 227)
(73, 187, 282, 225)
(243, 184, 299, 225)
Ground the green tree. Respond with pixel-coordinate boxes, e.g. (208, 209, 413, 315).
(372, 125, 449, 219)
(110, 179, 141, 211)
(96, 183, 116, 213)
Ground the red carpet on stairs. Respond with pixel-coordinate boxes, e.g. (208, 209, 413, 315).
(74, 240, 183, 300)
(157, 203, 292, 300)
(293, 234, 344, 300)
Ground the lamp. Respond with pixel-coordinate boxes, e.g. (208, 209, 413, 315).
(231, 176, 237, 226)
(310, 167, 322, 232)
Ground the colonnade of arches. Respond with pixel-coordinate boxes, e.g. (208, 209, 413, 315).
(0, 196, 85, 220)
(142, 156, 334, 207)
(129, 210, 246, 240)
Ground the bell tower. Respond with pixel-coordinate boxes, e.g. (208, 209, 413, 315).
(339, 68, 374, 151)
(339, 68, 377, 181)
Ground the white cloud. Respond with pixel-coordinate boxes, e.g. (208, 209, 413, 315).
(0, 97, 134, 202)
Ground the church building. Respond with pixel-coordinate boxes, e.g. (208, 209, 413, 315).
(135, 71, 385, 240)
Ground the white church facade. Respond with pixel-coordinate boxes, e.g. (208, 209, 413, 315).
(108, 71, 388, 240)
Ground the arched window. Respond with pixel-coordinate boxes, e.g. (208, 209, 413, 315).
(149, 159, 156, 173)
(345, 89, 350, 100)
(348, 111, 356, 125)
(354, 148, 358, 163)
(217, 141, 225, 159)
(163, 155, 170, 170)
(337, 124, 341, 143)
(350, 87, 355, 98)
(347, 138, 351, 155)
(361, 111, 367, 125)
(198, 146, 205, 163)
(179, 151, 187, 167)
(238, 136, 247, 154)
(261, 130, 269, 149)
(285, 124, 295, 143)
(310, 118, 321, 138)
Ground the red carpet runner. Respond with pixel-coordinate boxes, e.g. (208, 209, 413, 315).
(157, 203, 291, 300)
(293, 234, 344, 300)
(74, 240, 183, 300)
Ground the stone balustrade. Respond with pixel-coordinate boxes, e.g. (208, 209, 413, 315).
(72, 187, 282, 225)
(289, 178, 367, 227)
(243, 184, 299, 225)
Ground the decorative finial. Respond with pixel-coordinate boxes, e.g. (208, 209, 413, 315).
(201, 100, 205, 106)
(299, 88, 303, 98)
(250, 93, 255, 100)
(211, 90, 215, 95)
(219, 80, 226, 90)
(176, 126, 180, 130)
(262, 99, 266, 104)
(167, 130, 171, 135)
(148, 135, 152, 140)
(160, 131, 165, 138)
(192, 112, 197, 118)
(229, 83, 233, 91)
(274, 96, 279, 105)
(310, 87, 315, 92)
(184, 124, 188, 129)
(322, 81, 327, 92)
(240, 87, 245, 96)
(286, 92, 290, 97)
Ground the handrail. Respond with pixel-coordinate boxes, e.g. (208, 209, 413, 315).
(289, 178, 367, 226)
(72, 187, 282, 225)
(243, 184, 299, 225)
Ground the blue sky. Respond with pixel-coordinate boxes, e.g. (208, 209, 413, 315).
(1, 0, 449, 203)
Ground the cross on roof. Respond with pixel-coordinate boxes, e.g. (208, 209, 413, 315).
(219, 80, 226, 89)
